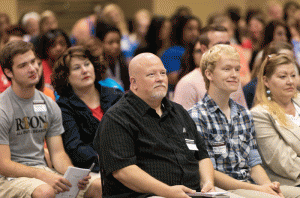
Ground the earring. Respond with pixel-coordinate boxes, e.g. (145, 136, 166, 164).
(266, 89, 271, 101)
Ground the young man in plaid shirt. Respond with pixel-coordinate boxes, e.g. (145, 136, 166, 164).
(188, 44, 300, 197)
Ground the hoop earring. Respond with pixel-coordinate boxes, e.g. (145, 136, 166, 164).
(266, 89, 271, 101)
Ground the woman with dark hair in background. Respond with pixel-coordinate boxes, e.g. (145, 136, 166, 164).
(251, 20, 292, 74)
(134, 16, 171, 57)
(160, 15, 201, 94)
(242, 10, 266, 71)
(178, 38, 200, 81)
(36, 29, 71, 90)
(96, 21, 129, 91)
(262, 20, 291, 50)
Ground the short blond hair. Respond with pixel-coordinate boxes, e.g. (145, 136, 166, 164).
(200, 44, 240, 90)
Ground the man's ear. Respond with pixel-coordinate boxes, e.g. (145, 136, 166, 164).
(130, 76, 137, 90)
(4, 68, 13, 79)
(205, 69, 213, 81)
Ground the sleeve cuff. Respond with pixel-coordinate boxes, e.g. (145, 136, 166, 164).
(248, 149, 262, 167)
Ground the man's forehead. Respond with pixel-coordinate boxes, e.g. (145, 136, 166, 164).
(211, 31, 229, 41)
(14, 50, 35, 64)
(218, 55, 240, 66)
(129, 53, 166, 75)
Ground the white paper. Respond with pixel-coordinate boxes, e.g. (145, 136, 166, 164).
(56, 166, 90, 198)
(187, 192, 228, 197)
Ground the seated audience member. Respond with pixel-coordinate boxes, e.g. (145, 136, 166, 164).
(96, 21, 129, 90)
(178, 38, 201, 81)
(0, 66, 10, 93)
(174, 26, 248, 109)
(93, 52, 228, 197)
(160, 15, 201, 92)
(226, 6, 245, 45)
(100, 4, 130, 59)
(251, 20, 291, 74)
(0, 40, 101, 198)
(173, 5, 193, 17)
(188, 44, 300, 197)
(267, 0, 284, 21)
(289, 19, 300, 64)
(134, 16, 171, 57)
(31, 10, 59, 52)
(251, 54, 300, 187)
(52, 46, 123, 173)
(70, 4, 101, 45)
(126, 9, 151, 62)
(20, 12, 40, 42)
(242, 11, 265, 70)
(243, 41, 294, 108)
(0, 13, 12, 92)
(0, 12, 11, 49)
(36, 29, 71, 90)
(283, 1, 300, 26)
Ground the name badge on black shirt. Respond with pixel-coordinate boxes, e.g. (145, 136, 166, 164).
(185, 139, 198, 151)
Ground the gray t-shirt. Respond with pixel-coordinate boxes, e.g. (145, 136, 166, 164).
(0, 87, 64, 168)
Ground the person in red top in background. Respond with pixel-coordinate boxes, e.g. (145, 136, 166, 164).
(0, 67, 10, 92)
(0, 13, 12, 92)
(36, 29, 70, 90)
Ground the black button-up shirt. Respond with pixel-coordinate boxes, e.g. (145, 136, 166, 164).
(93, 91, 209, 198)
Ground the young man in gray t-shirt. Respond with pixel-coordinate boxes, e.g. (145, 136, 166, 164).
(0, 40, 101, 198)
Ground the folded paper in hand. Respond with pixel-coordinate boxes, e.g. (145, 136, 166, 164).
(56, 166, 92, 198)
(186, 192, 229, 198)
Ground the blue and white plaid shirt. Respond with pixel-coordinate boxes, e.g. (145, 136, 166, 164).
(188, 93, 262, 181)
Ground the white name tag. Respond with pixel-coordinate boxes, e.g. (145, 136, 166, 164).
(33, 100, 47, 112)
(33, 104, 47, 112)
(187, 143, 198, 151)
(212, 143, 227, 155)
(185, 139, 198, 151)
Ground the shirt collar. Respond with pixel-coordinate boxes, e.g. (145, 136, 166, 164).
(126, 90, 173, 116)
(203, 93, 219, 113)
(203, 93, 240, 118)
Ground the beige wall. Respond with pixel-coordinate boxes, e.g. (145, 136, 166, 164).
(154, 0, 247, 26)
(154, 0, 300, 25)
(4, 0, 300, 30)
(0, 0, 18, 24)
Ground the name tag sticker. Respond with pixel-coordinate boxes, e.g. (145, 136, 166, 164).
(33, 100, 47, 112)
(187, 143, 198, 151)
(33, 104, 47, 112)
(185, 139, 198, 151)
(212, 142, 227, 155)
